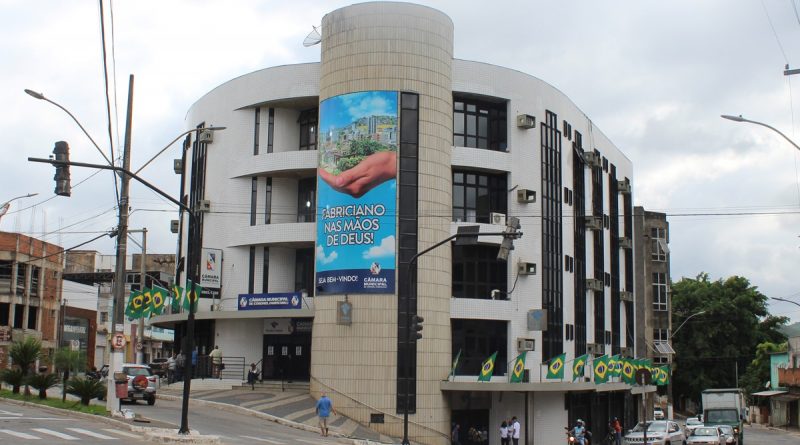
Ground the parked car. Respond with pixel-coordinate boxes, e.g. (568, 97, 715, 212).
(713, 424, 736, 445)
(148, 357, 169, 377)
(121, 363, 157, 405)
(686, 426, 725, 445)
(684, 417, 704, 436)
(654, 407, 665, 420)
(624, 420, 684, 445)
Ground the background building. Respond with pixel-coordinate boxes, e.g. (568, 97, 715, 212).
(155, 3, 651, 443)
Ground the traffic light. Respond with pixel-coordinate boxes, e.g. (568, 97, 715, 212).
(411, 315, 424, 341)
(52, 141, 71, 196)
(497, 216, 522, 260)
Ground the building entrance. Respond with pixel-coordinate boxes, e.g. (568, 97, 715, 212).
(262, 332, 311, 381)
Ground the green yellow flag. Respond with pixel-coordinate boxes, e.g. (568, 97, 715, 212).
(608, 355, 620, 377)
(150, 285, 168, 315)
(450, 349, 462, 380)
(509, 352, 527, 383)
(656, 366, 670, 386)
(593, 355, 610, 384)
(125, 291, 143, 319)
(184, 280, 201, 312)
(546, 353, 566, 379)
(171, 284, 183, 312)
(140, 288, 153, 318)
(572, 354, 588, 381)
(622, 358, 635, 384)
(478, 352, 498, 382)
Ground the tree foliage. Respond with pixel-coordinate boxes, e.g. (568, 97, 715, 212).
(27, 373, 60, 399)
(66, 377, 105, 406)
(1, 368, 24, 394)
(671, 273, 788, 408)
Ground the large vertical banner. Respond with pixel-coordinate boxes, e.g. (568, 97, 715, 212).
(316, 91, 398, 294)
(200, 248, 222, 299)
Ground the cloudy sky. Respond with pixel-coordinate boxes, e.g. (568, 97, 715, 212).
(2, 1, 799, 322)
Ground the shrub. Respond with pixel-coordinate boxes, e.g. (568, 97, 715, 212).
(66, 377, 105, 406)
(27, 373, 59, 399)
(1, 368, 25, 394)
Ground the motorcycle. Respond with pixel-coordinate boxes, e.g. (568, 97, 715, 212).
(565, 427, 591, 445)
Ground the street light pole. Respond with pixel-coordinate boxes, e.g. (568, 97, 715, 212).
(669, 310, 707, 339)
(0, 193, 38, 223)
(721, 115, 800, 152)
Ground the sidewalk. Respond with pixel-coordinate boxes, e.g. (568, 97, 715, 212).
(157, 380, 396, 444)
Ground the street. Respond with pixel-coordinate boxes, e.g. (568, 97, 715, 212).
(742, 424, 800, 445)
(0, 400, 150, 443)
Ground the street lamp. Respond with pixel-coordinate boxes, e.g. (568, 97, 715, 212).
(720, 115, 800, 152)
(771, 296, 800, 309)
(670, 310, 707, 339)
(0, 193, 38, 223)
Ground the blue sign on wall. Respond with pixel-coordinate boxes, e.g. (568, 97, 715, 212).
(238, 292, 302, 310)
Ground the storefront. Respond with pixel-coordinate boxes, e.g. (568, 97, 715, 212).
(262, 318, 312, 381)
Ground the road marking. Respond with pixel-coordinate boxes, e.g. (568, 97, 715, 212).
(0, 429, 41, 439)
(239, 435, 286, 444)
(0, 410, 22, 416)
(66, 427, 118, 439)
(32, 428, 79, 440)
(295, 439, 336, 444)
(102, 428, 140, 438)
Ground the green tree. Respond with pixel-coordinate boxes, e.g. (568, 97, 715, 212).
(26, 373, 60, 399)
(739, 341, 787, 402)
(1, 368, 24, 394)
(9, 337, 42, 396)
(66, 377, 105, 406)
(671, 273, 787, 410)
(53, 348, 85, 402)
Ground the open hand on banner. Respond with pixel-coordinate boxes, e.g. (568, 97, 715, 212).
(318, 151, 397, 198)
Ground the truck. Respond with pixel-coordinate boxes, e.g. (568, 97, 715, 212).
(701, 388, 745, 444)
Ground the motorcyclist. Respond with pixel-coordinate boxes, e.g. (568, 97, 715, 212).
(569, 419, 588, 445)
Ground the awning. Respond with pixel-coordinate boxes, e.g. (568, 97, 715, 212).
(773, 393, 800, 402)
(751, 390, 787, 397)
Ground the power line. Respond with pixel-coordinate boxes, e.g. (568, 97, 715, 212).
(97, 0, 120, 206)
(760, 0, 789, 63)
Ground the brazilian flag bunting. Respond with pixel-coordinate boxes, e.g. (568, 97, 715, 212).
(184, 280, 201, 313)
(450, 349, 462, 380)
(622, 358, 635, 385)
(572, 354, 589, 382)
(125, 290, 143, 319)
(546, 353, 566, 380)
(608, 355, 621, 378)
(150, 285, 168, 316)
(593, 355, 610, 384)
(509, 352, 527, 383)
(141, 288, 153, 318)
(171, 284, 183, 312)
(478, 351, 498, 382)
(656, 366, 670, 386)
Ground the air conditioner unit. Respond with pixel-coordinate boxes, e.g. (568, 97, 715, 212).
(617, 181, 631, 194)
(586, 278, 604, 292)
(620, 290, 633, 302)
(490, 212, 506, 225)
(173, 159, 183, 174)
(517, 338, 535, 352)
(586, 343, 604, 356)
(198, 129, 214, 143)
(620, 346, 633, 357)
(517, 188, 536, 203)
(618, 237, 633, 249)
(197, 200, 211, 212)
(170, 220, 180, 234)
(516, 114, 536, 129)
(517, 261, 537, 275)
(583, 215, 603, 231)
(582, 152, 601, 168)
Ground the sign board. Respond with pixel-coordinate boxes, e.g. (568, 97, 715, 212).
(527, 309, 548, 331)
(0, 327, 11, 342)
(239, 292, 302, 311)
(263, 319, 293, 335)
(316, 91, 398, 295)
(337, 301, 353, 325)
(201, 248, 223, 300)
(69, 339, 80, 351)
(112, 333, 126, 350)
(136, 341, 143, 351)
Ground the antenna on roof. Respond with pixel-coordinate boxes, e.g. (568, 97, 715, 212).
(303, 25, 322, 47)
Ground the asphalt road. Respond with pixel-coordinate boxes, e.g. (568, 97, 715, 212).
(741, 424, 800, 445)
(0, 399, 151, 443)
(121, 397, 344, 444)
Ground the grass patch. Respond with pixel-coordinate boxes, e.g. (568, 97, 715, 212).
(0, 389, 108, 415)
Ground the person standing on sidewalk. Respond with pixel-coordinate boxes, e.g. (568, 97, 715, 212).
(315, 392, 336, 437)
(209, 345, 223, 379)
(166, 353, 176, 384)
(510, 416, 521, 445)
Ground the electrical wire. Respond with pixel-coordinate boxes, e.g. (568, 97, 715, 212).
(97, 0, 120, 206)
(760, 0, 790, 64)
(108, 0, 121, 159)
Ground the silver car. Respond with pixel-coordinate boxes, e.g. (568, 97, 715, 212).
(122, 363, 158, 405)
(686, 426, 724, 445)
(713, 425, 736, 445)
(684, 417, 704, 436)
(624, 421, 685, 445)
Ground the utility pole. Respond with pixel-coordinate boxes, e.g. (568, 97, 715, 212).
(107, 75, 134, 411)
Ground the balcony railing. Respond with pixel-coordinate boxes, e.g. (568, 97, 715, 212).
(778, 368, 800, 387)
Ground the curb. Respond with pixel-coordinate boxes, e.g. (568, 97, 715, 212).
(0, 396, 221, 444)
(157, 393, 384, 444)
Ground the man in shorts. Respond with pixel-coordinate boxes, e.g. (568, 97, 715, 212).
(315, 392, 336, 437)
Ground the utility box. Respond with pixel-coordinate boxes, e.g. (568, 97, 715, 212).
(114, 372, 128, 398)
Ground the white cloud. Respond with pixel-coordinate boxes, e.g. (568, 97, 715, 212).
(362, 236, 395, 259)
(316, 244, 338, 265)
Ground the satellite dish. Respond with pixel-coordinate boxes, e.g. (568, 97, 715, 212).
(303, 25, 321, 47)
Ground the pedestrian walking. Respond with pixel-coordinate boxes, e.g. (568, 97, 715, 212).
(511, 416, 521, 445)
(315, 392, 336, 437)
(247, 363, 259, 390)
(175, 351, 185, 382)
(500, 420, 509, 445)
(210, 345, 223, 379)
(166, 353, 176, 384)
(451, 423, 461, 445)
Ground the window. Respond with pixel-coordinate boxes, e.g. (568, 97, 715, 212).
(250, 177, 258, 226)
(295, 248, 314, 294)
(30, 266, 40, 297)
(298, 108, 317, 151)
(264, 177, 272, 224)
(297, 178, 316, 222)
(452, 245, 507, 299)
(262, 247, 269, 294)
(267, 108, 274, 153)
(654, 328, 670, 343)
(16, 265, 25, 297)
(651, 227, 668, 261)
(541, 110, 564, 359)
(13, 305, 23, 328)
(452, 171, 507, 223)
(253, 107, 261, 155)
(27, 307, 37, 330)
(0, 261, 11, 294)
(452, 98, 507, 151)
(100, 312, 109, 323)
(652, 272, 668, 311)
(248, 246, 256, 294)
(451, 319, 508, 376)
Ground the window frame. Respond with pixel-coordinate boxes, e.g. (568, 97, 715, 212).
(298, 108, 318, 151)
(452, 98, 507, 151)
(452, 170, 508, 223)
(652, 272, 668, 311)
